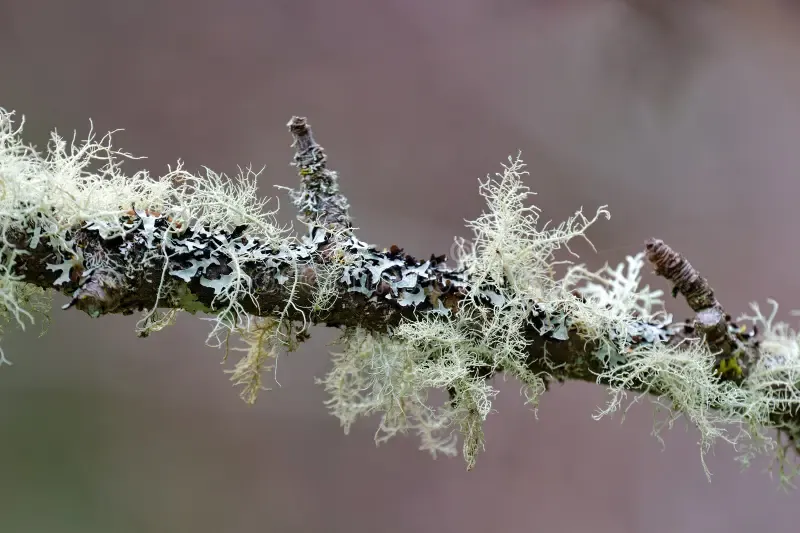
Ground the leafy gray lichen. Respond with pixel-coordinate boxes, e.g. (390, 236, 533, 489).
(2, 108, 800, 483)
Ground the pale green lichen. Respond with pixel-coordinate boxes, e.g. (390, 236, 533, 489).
(320, 153, 606, 469)
(0, 268, 50, 365)
(0, 107, 294, 362)
(319, 152, 800, 480)
(307, 224, 352, 317)
(225, 316, 301, 404)
(318, 327, 468, 460)
(4, 108, 800, 483)
(591, 289, 800, 483)
(594, 338, 749, 478)
(736, 300, 800, 484)
(562, 253, 670, 368)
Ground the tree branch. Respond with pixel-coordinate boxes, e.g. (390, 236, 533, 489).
(1, 109, 798, 481)
(286, 116, 352, 231)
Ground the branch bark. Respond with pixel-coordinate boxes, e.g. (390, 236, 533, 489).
(4, 114, 798, 469)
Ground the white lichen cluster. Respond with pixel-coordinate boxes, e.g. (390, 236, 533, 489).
(586, 284, 800, 482)
(0, 108, 292, 361)
(737, 300, 800, 482)
(225, 316, 307, 404)
(563, 253, 671, 367)
(595, 339, 750, 477)
(319, 328, 466, 458)
(2, 108, 799, 482)
(320, 154, 612, 468)
(319, 152, 800, 480)
(562, 256, 800, 482)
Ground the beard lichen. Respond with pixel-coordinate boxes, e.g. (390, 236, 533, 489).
(0, 107, 295, 363)
(319, 153, 609, 469)
(3, 108, 800, 483)
(225, 316, 308, 404)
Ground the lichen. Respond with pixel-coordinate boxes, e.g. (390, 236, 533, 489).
(225, 316, 302, 404)
(593, 296, 800, 483)
(0, 107, 295, 361)
(320, 153, 605, 469)
(562, 252, 670, 368)
(3, 107, 800, 483)
(318, 327, 465, 460)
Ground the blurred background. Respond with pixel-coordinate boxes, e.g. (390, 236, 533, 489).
(2, 0, 800, 531)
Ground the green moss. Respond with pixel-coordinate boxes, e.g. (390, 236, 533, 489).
(175, 285, 209, 315)
(717, 355, 743, 379)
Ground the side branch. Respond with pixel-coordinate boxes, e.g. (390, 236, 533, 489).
(646, 238, 756, 382)
(286, 116, 351, 231)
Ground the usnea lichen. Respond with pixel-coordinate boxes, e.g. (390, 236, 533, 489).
(319, 154, 609, 468)
(318, 153, 800, 480)
(0, 107, 296, 360)
(2, 108, 799, 482)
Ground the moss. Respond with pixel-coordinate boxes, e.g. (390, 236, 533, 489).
(175, 285, 210, 315)
(717, 355, 744, 379)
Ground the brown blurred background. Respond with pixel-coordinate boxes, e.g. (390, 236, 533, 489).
(2, 0, 800, 531)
